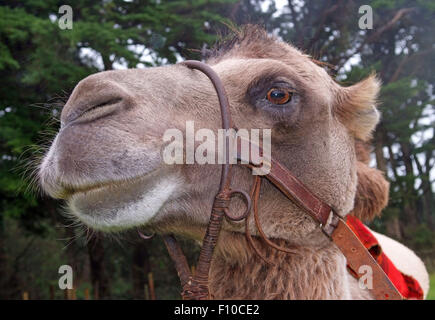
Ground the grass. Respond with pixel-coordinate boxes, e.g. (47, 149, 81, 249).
(426, 273, 435, 300)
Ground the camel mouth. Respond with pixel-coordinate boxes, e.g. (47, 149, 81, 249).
(65, 170, 182, 232)
(58, 174, 151, 200)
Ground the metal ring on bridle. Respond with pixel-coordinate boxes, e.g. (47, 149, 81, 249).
(223, 189, 252, 222)
(137, 229, 155, 240)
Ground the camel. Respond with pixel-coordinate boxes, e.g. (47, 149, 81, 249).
(38, 26, 429, 299)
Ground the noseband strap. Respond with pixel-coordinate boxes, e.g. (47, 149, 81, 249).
(162, 60, 241, 300)
(158, 60, 402, 300)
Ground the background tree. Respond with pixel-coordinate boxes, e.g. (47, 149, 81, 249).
(0, 0, 235, 299)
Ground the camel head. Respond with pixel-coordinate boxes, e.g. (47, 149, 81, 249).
(39, 26, 381, 246)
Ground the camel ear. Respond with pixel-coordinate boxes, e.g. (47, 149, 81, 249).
(335, 75, 381, 141)
(351, 162, 389, 222)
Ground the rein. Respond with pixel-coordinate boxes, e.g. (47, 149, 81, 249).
(155, 60, 402, 300)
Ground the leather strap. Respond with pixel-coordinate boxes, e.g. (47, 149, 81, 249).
(265, 158, 333, 226)
(237, 140, 332, 226)
(162, 235, 191, 288)
(264, 161, 403, 299)
(332, 219, 403, 300)
(238, 143, 403, 300)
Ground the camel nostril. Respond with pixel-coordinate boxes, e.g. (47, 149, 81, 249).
(86, 97, 123, 114)
(61, 74, 136, 126)
(69, 97, 123, 124)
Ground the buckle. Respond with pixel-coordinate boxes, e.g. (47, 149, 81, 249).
(321, 210, 341, 238)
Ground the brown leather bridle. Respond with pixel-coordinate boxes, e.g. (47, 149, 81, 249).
(158, 60, 402, 300)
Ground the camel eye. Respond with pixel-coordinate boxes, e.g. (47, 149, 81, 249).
(266, 88, 293, 105)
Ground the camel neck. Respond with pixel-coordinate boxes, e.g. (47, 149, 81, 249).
(209, 231, 351, 299)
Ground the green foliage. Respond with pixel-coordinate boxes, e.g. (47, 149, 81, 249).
(0, 217, 69, 298)
(428, 273, 435, 300)
(406, 224, 435, 251)
(0, 0, 237, 299)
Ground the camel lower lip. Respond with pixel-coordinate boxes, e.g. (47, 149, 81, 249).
(65, 171, 182, 232)
(64, 182, 118, 199)
(62, 172, 156, 199)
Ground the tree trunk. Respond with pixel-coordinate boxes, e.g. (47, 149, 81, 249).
(0, 217, 6, 299)
(87, 235, 111, 299)
(131, 241, 151, 299)
(375, 128, 403, 239)
(399, 141, 419, 225)
(386, 141, 400, 181)
(374, 128, 387, 173)
(102, 54, 112, 71)
(414, 154, 434, 229)
(385, 215, 403, 240)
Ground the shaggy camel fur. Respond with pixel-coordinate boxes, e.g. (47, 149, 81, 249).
(209, 142, 429, 299)
(39, 25, 429, 299)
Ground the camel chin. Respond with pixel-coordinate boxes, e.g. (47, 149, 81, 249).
(66, 172, 183, 232)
